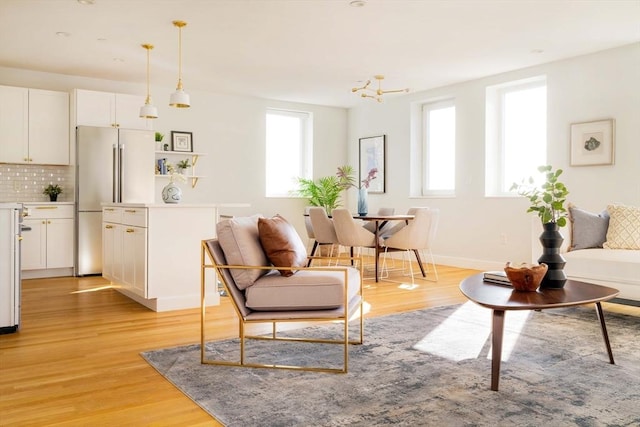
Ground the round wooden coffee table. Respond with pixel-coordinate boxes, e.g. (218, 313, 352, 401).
(459, 274, 619, 391)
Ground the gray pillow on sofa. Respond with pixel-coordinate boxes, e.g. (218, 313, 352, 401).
(569, 206, 610, 250)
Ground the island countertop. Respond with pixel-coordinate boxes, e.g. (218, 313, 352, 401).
(101, 202, 250, 209)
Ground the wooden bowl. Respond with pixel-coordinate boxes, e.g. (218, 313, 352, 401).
(504, 262, 548, 292)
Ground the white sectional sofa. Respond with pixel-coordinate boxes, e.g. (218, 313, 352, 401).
(532, 204, 640, 302)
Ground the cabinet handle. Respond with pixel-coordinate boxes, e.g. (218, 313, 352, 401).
(105, 225, 113, 229)
(104, 208, 115, 212)
(42, 220, 46, 224)
(47, 221, 51, 224)
(23, 157, 29, 161)
(124, 209, 137, 213)
(36, 206, 58, 210)
(126, 228, 135, 233)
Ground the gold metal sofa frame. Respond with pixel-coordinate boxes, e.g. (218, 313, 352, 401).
(201, 239, 364, 373)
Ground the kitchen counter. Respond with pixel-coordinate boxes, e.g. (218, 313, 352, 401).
(102, 202, 249, 209)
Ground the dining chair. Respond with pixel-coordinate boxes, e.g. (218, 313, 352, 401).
(379, 207, 419, 239)
(363, 207, 395, 233)
(308, 206, 341, 265)
(332, 208, 385, 278)
(303, 206, 316, 255)
(381, 207, 439, 281)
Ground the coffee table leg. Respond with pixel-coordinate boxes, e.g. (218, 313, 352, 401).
(595, 302, 615, 365)
(491, 309, 505, 391)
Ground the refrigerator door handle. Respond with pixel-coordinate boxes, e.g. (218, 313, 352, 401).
(119, 144, 124, 203)
(112, 144, 118, 203)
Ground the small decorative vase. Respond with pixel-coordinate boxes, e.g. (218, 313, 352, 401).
(357, 187, 368, 216)
(537, 222, 567, 289)
(162, 182, 182, 204)
(49, 194, 58, 202)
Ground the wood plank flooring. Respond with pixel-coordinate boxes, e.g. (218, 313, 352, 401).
(1, 264, 637, 426)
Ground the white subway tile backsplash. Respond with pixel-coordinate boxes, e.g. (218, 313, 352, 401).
(0, 164, 74, 202)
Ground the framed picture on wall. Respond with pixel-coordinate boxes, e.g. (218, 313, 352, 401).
(171, 131, 193, 152)
(570, 119, 615, 166)
(359, 135, 386, 193)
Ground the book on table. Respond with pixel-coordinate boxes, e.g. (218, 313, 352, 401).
(483, 271, 512, 286)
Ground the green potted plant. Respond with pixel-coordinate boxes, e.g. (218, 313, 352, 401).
(510, 165, 570, 289)
(155, 132, 164, 142)
(293, 166, 355, 214)
(43, 184, 63, 202)
(176, 159, 191, 173)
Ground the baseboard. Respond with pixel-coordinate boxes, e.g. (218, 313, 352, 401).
(610, 298, 640, 307)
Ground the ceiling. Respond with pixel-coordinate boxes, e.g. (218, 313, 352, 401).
(1, 0, 639, 108)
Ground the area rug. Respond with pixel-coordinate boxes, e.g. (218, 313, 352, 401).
(141, 303, 640, 426)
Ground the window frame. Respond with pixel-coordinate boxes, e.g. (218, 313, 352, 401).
(421, 98, 456, 197)
(265, 108, 313, 198)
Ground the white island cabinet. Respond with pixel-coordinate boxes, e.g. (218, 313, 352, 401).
(101, 203, 247, 311)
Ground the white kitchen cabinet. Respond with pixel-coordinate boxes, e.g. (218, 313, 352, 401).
(21, 204, 74, 275)
(75, 89, 150, 130)
(102, 203, 227, 311)
(0, 86, 70, 165)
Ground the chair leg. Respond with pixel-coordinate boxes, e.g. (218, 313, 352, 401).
(413, 249, 427, 277)
(307, 241, 319, 266)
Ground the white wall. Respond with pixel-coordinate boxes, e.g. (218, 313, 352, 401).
(348, 43, 640, 270)
(2, 43, 638, 270)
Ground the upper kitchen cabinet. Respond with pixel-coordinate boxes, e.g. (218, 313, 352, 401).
(0, 86, 70, 165)
(74, 89, 151, 130)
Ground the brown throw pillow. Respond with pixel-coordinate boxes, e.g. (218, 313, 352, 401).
(258, 215, 308, 276)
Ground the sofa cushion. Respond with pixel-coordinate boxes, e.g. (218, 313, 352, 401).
(604, 204, 640, 250)
(258, 215, 308, 277)
(564, 248, 640, 287)
(216, 215, 270, 290)
(568, 205, 609, 250)
(245, 267, 361, 311)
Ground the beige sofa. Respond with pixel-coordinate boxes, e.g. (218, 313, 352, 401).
(533, 204, 640, 302)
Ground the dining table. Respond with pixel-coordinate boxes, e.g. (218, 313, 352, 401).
(354, 214, 414, 282)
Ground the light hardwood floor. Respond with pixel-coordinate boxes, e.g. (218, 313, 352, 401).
(1, 264, 637, 426)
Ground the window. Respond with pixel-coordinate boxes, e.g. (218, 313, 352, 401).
(486, 77, 547, 196)
(422, 100, 456, 196)
(265, 109, 312, 197)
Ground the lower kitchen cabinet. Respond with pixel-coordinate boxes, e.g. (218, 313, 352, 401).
(102, 203, 232, 311)
(21, 203, 74, 278)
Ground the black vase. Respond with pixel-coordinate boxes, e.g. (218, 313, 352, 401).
(537, 222, 567, 289)
(49, 194, 58, 202)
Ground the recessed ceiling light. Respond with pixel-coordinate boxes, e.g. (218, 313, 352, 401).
(55, 31, 70, 37)
(350, 0, 366, 7)
(530, 49, 544, 54)
(77, 0, 95, 5)
(112, 58, 124, 63)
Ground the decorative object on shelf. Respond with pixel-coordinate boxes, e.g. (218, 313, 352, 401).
(570, 119, 615, 166)
(169, 20, 190, 108)
(504, 262, 548, 292)
(162, 173, 185, 204)
(43, 184, 62, 202)
(155, 132, 164, 151)
(511, 165, 570, 289)
(351, 75, 409, 103)
(171, 131, 193, 152)
(359, 135, 385, 193)
(176, 158, 191, 174)
(139, 44, 158, 119)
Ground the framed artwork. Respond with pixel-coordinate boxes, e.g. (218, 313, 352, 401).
(359, 135, 386, 193)
(570, 119, 615, 166)
(171, 131, 193, 152)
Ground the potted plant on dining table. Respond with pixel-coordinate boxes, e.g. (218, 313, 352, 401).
(336, 165, 378, 216)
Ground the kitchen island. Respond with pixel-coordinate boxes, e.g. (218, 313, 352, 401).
(102, 203, 248, 311)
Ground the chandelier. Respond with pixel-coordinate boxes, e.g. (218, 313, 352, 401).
(351, 75, 409, 103)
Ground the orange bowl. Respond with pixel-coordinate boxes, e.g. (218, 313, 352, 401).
(504, 262, 548, 292)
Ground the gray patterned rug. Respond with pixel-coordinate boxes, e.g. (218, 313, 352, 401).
(141, 303, 640, 426)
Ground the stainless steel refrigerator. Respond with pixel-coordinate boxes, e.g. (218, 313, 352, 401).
(76, 126, 154, 275)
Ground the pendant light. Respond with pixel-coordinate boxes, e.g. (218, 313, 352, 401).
(169, 20, 190, 108)
(139, 44, 159, 119)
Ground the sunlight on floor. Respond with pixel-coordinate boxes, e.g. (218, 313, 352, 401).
(412, 301, 531, 362)
(70, 284, 115, 294)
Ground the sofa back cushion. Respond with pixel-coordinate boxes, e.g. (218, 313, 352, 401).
(216, 215, 270, 290)
(258, 215, 308, 277)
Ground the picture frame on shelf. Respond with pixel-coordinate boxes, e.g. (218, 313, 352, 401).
(570, 119, 615, 166)
(171, 131, 193, 152)
(359, 135, 386, 193)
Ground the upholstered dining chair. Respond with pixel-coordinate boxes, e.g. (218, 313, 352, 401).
(303, 206, 316, 255)
(363, 207, 395, 233)
(381, 207, 439, 281)
(332, 208, 385, 277)
(308, 206, 341, 265)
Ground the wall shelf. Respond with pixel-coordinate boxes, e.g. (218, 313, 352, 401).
(154, 151, 206, 188)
